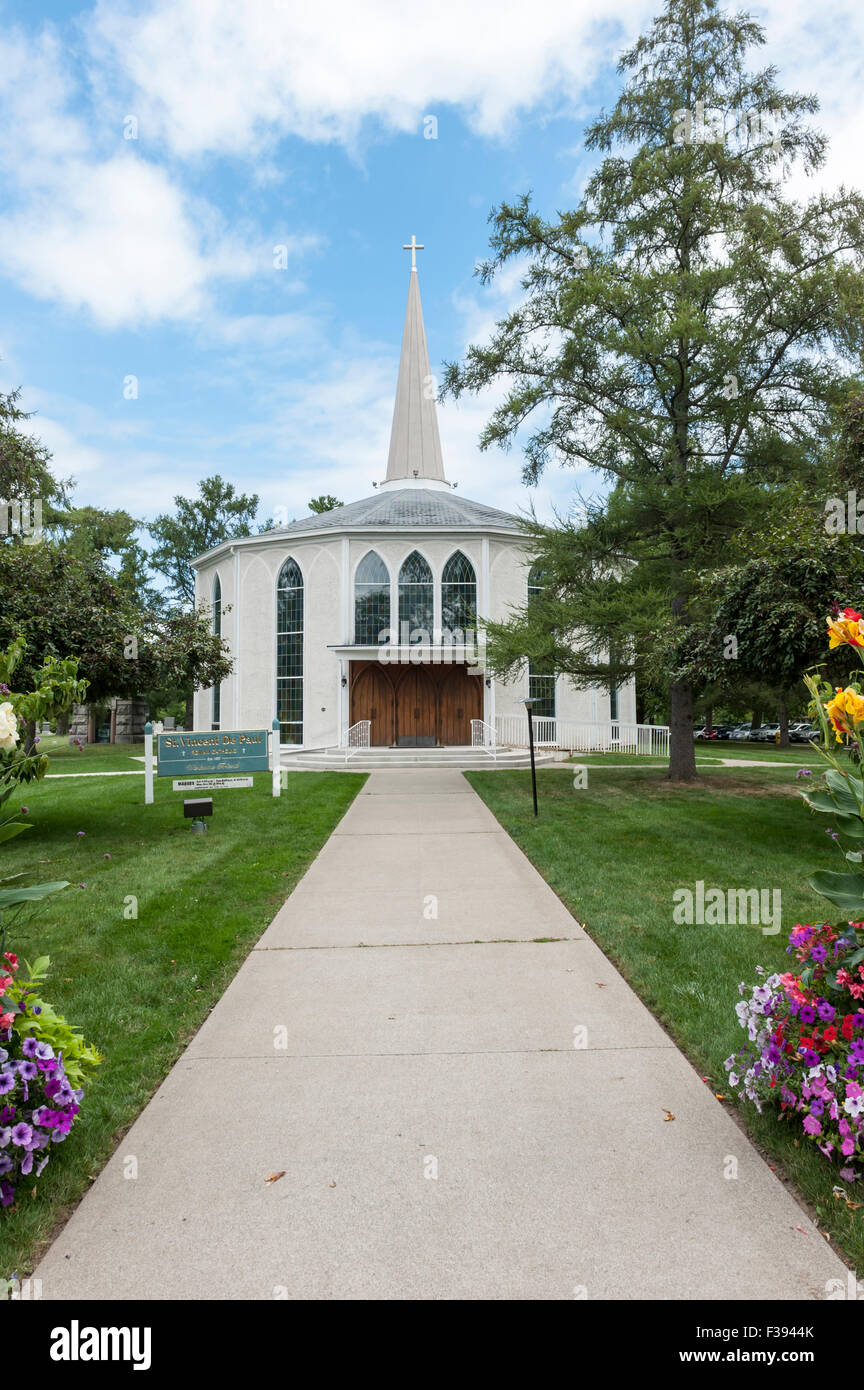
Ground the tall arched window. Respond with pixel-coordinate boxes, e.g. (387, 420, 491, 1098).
(277, 558, 304, 744)
(354, 551, 390, 644)
(527, 562, 556, 719)
(441, 551, 477, 638)
(211, 574, 222, 730)
(398, 551, 433, 639)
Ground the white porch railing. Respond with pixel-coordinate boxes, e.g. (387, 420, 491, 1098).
(494, 716, 670, 756)
(344, 719, 371, 763)
(470, 718, 499, 760)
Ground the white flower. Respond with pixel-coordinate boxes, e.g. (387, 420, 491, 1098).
(0, 702, 18, 750)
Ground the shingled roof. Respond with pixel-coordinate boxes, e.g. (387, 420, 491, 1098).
(268, 488, 521, 534)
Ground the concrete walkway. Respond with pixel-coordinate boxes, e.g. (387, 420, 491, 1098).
(35, 770, 846, 1300)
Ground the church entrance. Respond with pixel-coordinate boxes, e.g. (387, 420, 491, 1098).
(349, 661, 482, 747)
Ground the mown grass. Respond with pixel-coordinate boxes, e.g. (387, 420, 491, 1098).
(466, 762, 864, 1271)
(0, 766, 364, 1277)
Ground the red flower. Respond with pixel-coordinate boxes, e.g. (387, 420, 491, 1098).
(842, 1014, 855, 1041)
(843, 608, 863, 622)
(823, 1026, 838, 1044)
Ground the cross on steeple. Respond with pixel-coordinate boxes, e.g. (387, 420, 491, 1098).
(402, 235, 424, 271)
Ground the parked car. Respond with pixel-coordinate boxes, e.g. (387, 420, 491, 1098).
(730, 724, 756, 740)
(789, 722, 814, 743)
(693, 726, 719, 740)
(754, 723, 781, 742)
(712, 724, 736, 739)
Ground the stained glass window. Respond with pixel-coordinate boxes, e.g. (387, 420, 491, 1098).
(277, 558, 303, 744)
(211, 575, 221, 730)
(355, 550, 390, 644)
(398, 550, 433, 639)
(527, 562, 556, 718)
(441, 551, 477, 639)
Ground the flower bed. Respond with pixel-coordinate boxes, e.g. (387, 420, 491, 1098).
(729, 605, 864, 1184)
(727, 923, 864, 1178)
(0, 953, 100, 1207)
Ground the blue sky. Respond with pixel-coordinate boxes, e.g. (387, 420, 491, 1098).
(1, 0, 862, 534)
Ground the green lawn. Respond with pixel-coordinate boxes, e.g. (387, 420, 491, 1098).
(466, 762, 864, 1271)
(0, 765, 364, 1278)
(38, 737, 150, 775)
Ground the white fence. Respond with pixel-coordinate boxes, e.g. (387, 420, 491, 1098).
(494, 715, 670, 756)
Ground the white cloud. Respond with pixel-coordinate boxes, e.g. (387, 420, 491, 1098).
(0, 29, 274, 327)
(86, 0, 648, 157)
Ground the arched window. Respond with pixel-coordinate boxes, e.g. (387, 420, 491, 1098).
(276, 558, 303, 744)
(211, 574, 222, 730)
(398, 551, 433, 639)
(441, 551, 477, 638)
(354, 551, 390, 644)
(527, 562, 556, 719)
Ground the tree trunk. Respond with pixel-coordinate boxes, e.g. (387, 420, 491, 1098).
(667, 679, 698, 780)
(55, 711, 69, 738)
(750, 710, 761, 731)
(24, 718, 38, 756)
(185, 692, 194, 731)
(705, 705, 713, 735)
(777, 695, 790, 748)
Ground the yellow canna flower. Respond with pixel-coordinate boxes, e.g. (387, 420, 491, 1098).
(827, 608, 864, 650)
(826, 686, 864, 741)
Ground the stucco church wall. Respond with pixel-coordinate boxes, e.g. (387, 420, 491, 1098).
(194, 523, 638, 744)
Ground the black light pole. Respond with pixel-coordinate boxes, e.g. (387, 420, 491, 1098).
(523, 697, 538, 816)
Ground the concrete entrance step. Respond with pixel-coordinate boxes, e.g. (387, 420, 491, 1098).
(280, 745, 562, 771)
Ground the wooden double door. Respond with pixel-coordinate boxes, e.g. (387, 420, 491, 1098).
(350, 661, 482, 746)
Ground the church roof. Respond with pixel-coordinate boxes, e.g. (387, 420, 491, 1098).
(269, 488, 521, 534)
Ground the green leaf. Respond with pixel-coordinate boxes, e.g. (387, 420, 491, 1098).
(807, 869, 864, 915)
(0, 880, 69, 909)
(800, 790, 842, 815)
(0, 822, 31, 846)
(825, 769, 863, 816)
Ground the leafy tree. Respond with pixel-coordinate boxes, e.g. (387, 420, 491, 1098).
(443, 0, 864, 778)
(308, 495, 343, 514)
(0, 384, 71, 512)
(683, 502, 864, 743)
(148, 475, 261, 604)
(0, 543, 231, 715)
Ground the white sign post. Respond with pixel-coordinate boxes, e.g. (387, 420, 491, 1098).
(271, 718, 282, 798)
(144, 721, 154, 805)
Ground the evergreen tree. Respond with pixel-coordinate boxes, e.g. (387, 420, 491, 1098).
(443, 0, 864, 778)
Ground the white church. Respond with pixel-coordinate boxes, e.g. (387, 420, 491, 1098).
(192, 244, 637, 757)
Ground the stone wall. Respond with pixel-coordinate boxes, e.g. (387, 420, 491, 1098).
(114, 697, 149, 743)
(68, 698, 149, 744)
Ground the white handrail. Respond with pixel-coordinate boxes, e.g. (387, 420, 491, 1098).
(345, 719, 371, 763)
(470, 718, 498, 760)
(494, 716, 670, 756)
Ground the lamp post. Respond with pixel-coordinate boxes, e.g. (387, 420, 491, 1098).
(522, 697, 538, 817)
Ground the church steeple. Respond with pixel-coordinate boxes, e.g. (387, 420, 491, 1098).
(383, 238, 448, 487)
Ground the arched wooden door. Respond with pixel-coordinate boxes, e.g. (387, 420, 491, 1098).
(350, 663, 395, 746)
(439, 667, 482, 745)
(395, 667, 438, 747)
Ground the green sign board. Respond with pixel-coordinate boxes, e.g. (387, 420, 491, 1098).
(157, 729, 270, 778)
